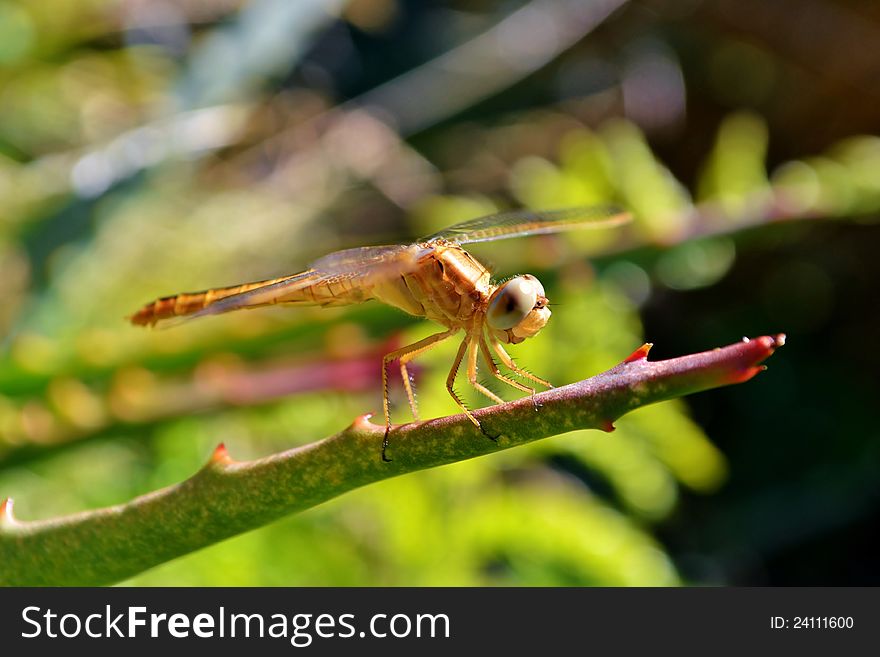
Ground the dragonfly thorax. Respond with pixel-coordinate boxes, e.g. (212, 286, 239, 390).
(486, 274, 551, 344)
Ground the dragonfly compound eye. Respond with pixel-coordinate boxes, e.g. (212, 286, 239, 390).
(487, 276, 540, 330)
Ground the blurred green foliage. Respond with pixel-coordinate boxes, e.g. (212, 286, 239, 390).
(1, 0, 878, 585)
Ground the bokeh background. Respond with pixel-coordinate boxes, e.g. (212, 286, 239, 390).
(1, 0, 878, 585)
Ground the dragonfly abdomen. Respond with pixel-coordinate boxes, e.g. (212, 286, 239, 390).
(129, 275, 299, 326)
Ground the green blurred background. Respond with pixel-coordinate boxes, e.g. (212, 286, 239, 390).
(1, 0, 878, 585)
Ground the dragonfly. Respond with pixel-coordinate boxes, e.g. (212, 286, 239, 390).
(130, 205, 631, 460)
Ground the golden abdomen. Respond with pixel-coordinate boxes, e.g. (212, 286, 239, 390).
(130, 274, 301, 326)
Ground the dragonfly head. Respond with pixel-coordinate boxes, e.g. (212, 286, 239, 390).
(486, 275, 551, 344)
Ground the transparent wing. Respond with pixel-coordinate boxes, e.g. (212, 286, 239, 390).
(422, 204, 631, 245)
(188, 243, 422, 319)
(310, 244, 413, 275)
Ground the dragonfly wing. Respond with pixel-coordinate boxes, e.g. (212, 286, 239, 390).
(309, 244, 414, 277)
(422, 204, 630, 245)
(186, 243, 422, 319)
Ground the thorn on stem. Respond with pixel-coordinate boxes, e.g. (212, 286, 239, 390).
(729, 365, 765, 384)
(352, 413, 376, 432)
(0, 497, 14, 525)
(600, 419, 616, 433)
(210, 443, 233, 466)
(623, 343, 653, 363)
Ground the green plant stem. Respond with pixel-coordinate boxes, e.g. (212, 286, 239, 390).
(0, 335, 784, 586)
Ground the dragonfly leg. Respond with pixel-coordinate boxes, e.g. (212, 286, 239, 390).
(381, 328, 457, 461)
(479, 337, 534, 396)
(465, 332, 505, 443)
(399, 362, 419, 420)
(382, 426, 392, 463)
(466, 333, 504, 405)
(445, 336, 481, 429)
(489, 336, 554, 389)
(489, 335, 552, 412)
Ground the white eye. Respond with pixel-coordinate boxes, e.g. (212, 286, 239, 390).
(487, 277, 539, 330)
(527, 275, 545, 299)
